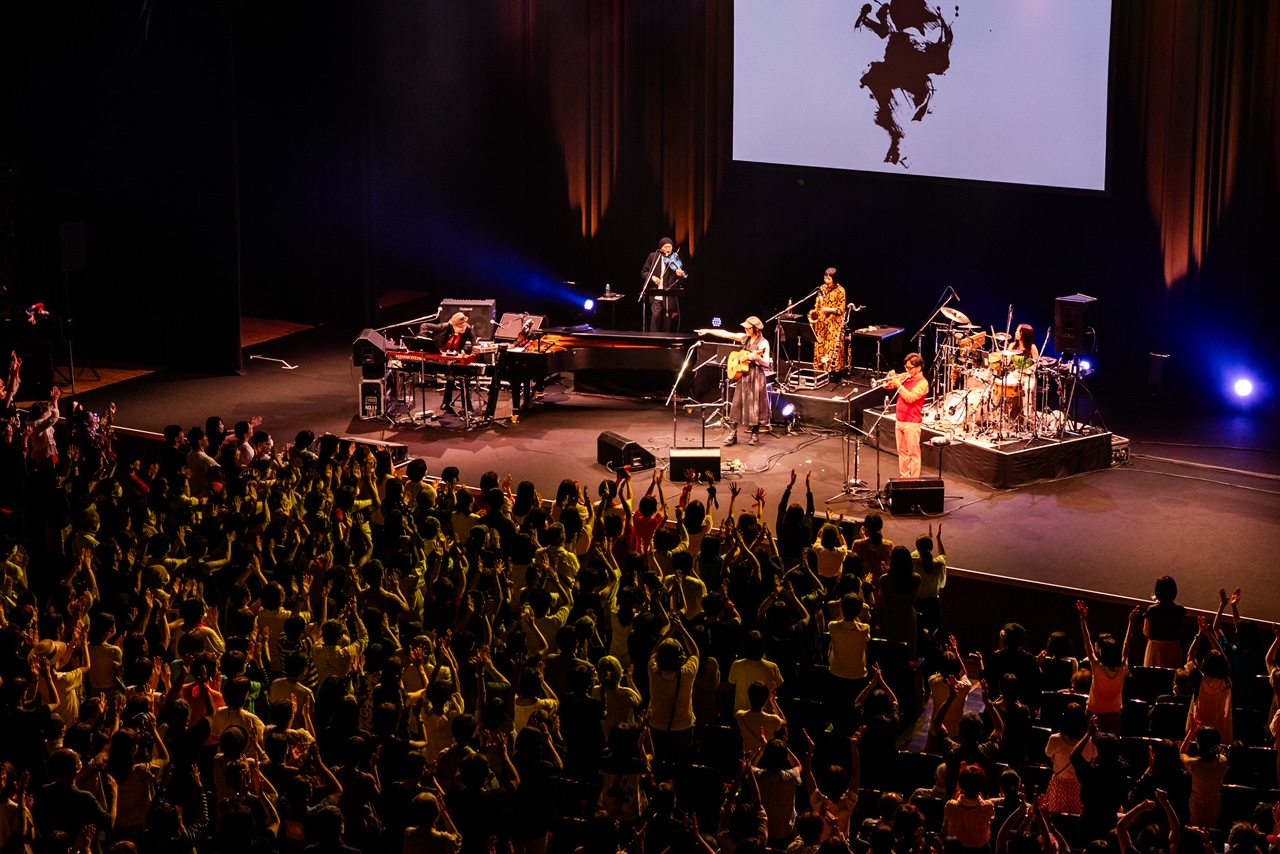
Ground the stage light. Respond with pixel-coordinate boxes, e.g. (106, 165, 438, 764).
(1233, 378, 1253, 398)
(583, 299, 594, 311)
(780, 402, 796, 418)
(1079, 359, 1092, 373)
(711, 317, 723, 328)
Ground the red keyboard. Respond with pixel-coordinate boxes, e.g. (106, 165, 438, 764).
(388, 350, 477, 366)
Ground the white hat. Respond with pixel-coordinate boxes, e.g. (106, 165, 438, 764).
(741, 316, 763, 330)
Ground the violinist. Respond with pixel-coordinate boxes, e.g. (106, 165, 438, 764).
(640, 237, 688, 332)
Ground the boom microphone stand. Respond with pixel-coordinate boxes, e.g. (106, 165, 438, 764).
(859, 381, 902, 511)
(767, 287, 821, 384)
(639, 253, 662, 332)
(828, 418, 874, 504)
(666, 341, 702, 445)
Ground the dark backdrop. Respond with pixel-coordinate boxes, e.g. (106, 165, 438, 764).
(1, 0, 1275, 394)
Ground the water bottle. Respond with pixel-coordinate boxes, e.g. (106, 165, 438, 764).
(605, 283, 612, 296)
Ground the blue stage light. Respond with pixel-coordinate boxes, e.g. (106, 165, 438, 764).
(1233, 378, 1253, 398)
(780, 402, 796, 418)
(583, 299, 594, 311)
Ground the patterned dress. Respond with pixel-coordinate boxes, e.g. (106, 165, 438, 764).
(812, 284, 847, 372)
(731, 333, 772, 428)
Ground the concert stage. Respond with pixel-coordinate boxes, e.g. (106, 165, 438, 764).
(862, 407, 1116, 489)
(67, 322, 1280, 622)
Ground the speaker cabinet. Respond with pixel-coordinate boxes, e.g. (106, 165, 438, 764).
(354, 328, 389, 367)
(670, 447, 722, 481)
(887, 477, 944, 514)
(596, 431, 656, 472)
(1054, 294, 1097, 355)
(439, 299, 497, 340)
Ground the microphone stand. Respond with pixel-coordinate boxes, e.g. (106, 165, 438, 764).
(861, 381, 902, 511)
(639, 252, 663, 332)
(666, 341, 703, 446)
(767, 286, 822, 384)
(827, 418, 874, 504)
(909, 288, 956, 419)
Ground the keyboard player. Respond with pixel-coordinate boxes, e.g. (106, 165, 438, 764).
(437, 312, 476, 414)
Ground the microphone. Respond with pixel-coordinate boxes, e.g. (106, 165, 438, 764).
(522, 317, 535, 334)
(950, 286, 961, 302)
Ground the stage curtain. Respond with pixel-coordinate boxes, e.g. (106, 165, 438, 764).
(498, 0, 731, 253)
(1119, 1, 1280, 290)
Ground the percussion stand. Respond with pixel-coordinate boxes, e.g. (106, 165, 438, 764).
(827, 419, 874, 504)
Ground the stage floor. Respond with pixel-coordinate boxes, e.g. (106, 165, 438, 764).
(69, 322, 1280, 622)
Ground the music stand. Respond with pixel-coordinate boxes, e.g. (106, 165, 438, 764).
(778, 317, 818, 383)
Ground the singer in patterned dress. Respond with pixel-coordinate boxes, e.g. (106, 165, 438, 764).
(810, 268, 847, 375)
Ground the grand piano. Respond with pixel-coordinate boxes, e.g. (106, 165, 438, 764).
(508, 328, 697, 397)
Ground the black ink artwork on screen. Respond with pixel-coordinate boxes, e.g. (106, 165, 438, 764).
(854, 1, 957, 166)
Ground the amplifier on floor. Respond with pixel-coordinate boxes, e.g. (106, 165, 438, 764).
(887, 477, 944, 514)
(597, 431, 656, 472)
(670, 447, 721, 481)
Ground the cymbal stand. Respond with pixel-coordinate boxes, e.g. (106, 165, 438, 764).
(827, 418, 874, 504)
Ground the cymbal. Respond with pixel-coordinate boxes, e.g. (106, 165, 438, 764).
(992, 332, 1011, 342)
(998, 348, 1021, 356)
(940, 306, 971, 325)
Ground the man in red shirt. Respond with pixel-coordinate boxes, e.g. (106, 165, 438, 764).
(887, 353, 929, 478)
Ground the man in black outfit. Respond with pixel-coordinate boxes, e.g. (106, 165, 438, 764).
(435, 311, 476, 415)
(640, 237, 688, 332)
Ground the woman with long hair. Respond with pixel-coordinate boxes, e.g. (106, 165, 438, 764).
(852, 512, 894, 582)
(877, 546, 921, 659)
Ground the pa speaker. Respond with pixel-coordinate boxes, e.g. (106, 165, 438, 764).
(1054, 294, 1097, 355)
(887, 477, 944, 515)
(439, 299, 497, 340)
(597, 431, 656, 472)
(670, 447, 722, 481)
(354, 328, 389, 366)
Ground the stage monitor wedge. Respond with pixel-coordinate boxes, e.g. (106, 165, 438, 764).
(597, 431, 656, 472)
(887, 477, 944, 515)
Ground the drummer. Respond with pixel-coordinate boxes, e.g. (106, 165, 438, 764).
(1000, 323, 1039, 421)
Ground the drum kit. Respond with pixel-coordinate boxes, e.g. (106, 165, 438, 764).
(924, 306, 1067, 441)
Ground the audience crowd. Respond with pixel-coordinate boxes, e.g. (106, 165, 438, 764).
(1, 377, 1279, 854)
